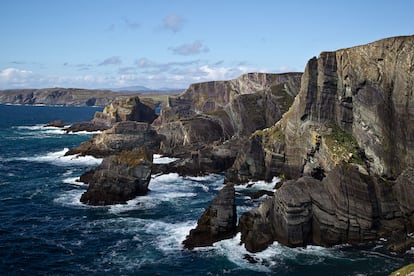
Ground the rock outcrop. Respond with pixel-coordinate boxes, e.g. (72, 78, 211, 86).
(154, 72, 302, 176)
(66, 121, 160, 158)
(238, 36, 414, 251)
(183, 184, 237, 249)
(66, 96, 158, 132)
(80, 147, 152, 205)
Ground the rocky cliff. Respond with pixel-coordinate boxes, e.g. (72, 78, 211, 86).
(80, 147, 153, 205)
(0, 88, 131, 106)
(157, 72, 302, 137)
(237, 36, 414, 251)
(155, 72, 302, 175)
(66, 96, 158, 132)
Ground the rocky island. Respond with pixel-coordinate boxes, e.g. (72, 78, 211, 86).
(64, 35, 414, 255)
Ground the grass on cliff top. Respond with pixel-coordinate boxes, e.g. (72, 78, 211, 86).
(252, 124, 285, 149)
(323, 124, 364, 165)
(390, 263, 414, 276)
(270, 83, 294, 108)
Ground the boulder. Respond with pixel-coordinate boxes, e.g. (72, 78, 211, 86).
(183, 184, 237, 249)
(80, 147, 152, 206)
(45, 120, 65, 128)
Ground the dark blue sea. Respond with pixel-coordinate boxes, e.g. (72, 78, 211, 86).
(0, 104, 413, 275)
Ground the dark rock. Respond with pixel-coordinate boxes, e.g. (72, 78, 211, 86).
(183, 184, 237, 249)
(45, 120, 65, 128)
(66, 121, 161, 158)
(239, 163, 414, 252)
(80, 147, 152, 206)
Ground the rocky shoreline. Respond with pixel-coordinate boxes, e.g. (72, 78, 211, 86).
(62, 36, 413, 255)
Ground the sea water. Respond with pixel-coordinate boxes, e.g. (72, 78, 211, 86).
(0, 104, 412, 275)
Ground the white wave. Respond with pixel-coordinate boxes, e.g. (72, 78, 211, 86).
(153, 154, 178, 164)
(143, 220, 196, 252)
(62, 177, 86, 186)
(235, 176, 280, 192)
(214, 233, 347, 272)
(53, 189, 87, 208)
(16, 148, 102, 167)
(66, 130, 102, 135)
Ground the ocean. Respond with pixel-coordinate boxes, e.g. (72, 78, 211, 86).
(0, 104, 412, 275)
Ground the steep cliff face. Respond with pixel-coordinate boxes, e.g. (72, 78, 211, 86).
(238, 36, 414, 251)
(156, 72, 302, 153)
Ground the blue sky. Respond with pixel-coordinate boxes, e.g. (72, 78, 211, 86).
(0, 0, 413, 90)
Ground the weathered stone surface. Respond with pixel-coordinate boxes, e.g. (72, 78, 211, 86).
(80, 147, 152, 206)
(240, 162, 414, 252)
(66, 121, 160, 157)
(66, 96, 157, 132)
(231, 36, 414, 183)
(157, 72, 302, 138)
(183, 184, 237, 249)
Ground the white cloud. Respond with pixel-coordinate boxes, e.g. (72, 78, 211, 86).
(0, 68, 35, 87)
(99, 56, 122, 66)
(169, 41, 209, 56)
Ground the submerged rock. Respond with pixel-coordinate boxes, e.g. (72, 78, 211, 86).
(80, 147, 152, 206)
(183, 184, 237, 249)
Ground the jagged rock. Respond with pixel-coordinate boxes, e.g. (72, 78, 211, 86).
(183, 184, 237, 249)
(239, 162, 414, 252)
(45, 120, 65, 128)
(158, 116, 225, 154)
(66, 121, 160, 158)
(157, 73, 302, 137)
(66, 96, 158, 132)
(80, 147, 152, 206)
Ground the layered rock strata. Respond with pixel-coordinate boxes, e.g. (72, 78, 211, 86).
(183, 184, 237, 249)
(237, 36, 414, 251)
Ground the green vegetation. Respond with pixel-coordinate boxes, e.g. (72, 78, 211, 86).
(323, 123, 364, 165)
(270, 83, 294, 108)
(390, 263, 414, 276)
(252, 124, 285, 149)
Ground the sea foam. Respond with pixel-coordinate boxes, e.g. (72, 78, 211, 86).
(16, 148, 102, 167)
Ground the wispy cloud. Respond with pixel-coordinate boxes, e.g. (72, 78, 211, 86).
(98, 56, 122, 66)
(123, 17, 140, 29)
(169, 41, 209, 56)
(162, 15, 185, 33)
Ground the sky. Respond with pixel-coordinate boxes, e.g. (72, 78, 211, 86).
(0, 0, 413, 90)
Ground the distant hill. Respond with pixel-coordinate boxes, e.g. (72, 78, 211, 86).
(0, 88, 139, 106)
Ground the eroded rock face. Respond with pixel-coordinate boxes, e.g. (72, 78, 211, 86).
(80, 147, 152, 206)
(183, 184, 237, 249)
(238, 36, 414, 252)
(66, 121, 160, 157)
(240, 164, 411, 251)
(156, 73, 302, 147)
(66, 96, 158, 132)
